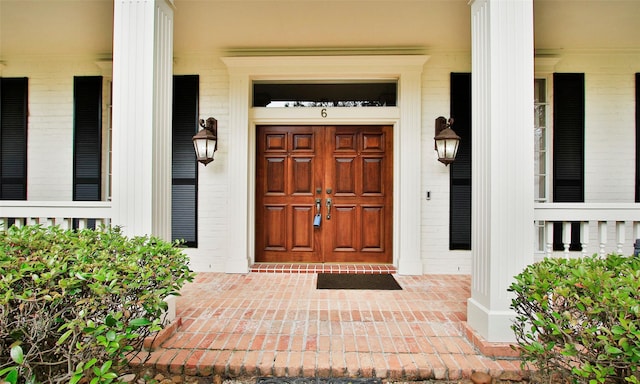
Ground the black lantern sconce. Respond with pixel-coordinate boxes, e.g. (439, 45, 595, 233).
(434, 116, 461, 166)
(192, 117, 218, 165)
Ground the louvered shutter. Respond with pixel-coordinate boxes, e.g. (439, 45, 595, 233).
(172, 75, 199, 247)
(553, 73, 585, 250)
(73, 76, 102, 201)
(636, 73, 640, 203)
(0, 78, 28, 200)
(449, 73, 472, 250)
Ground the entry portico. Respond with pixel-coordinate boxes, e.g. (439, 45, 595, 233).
(109, 0, 533, 342)
(2, 0, 640, 345)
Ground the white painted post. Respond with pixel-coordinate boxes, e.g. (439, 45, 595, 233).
(580, 221, 590, 258)
(545, 221, 554, 258)
(467, 0, 535, 342)
(598, 221, 608, 257)
(616, 221, 625, 255)
(111, 0, 174, 240)
(562, 221, 572, 258)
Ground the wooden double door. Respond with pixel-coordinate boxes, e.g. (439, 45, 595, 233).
(255, 125, 393, 263)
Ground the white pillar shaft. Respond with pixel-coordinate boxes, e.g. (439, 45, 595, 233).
(467, 0, 535, 342)
(112, 0, 174, 240)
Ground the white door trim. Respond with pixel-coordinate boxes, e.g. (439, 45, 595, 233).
(222, 55, 428, 274)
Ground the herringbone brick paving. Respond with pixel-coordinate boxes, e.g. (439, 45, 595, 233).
(135, 268, 526, 381)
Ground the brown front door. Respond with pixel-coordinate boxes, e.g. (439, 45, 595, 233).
(255, 125, 393, 263)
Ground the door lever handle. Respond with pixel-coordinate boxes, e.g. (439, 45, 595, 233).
(325, 198, 332, 220)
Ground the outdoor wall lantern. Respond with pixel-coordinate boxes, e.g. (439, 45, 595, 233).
(192, 117, 218, 165)
(434, 116, 460, 166)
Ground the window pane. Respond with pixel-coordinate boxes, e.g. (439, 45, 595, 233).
(253, 82, 397, 107)
(534, 79, 548, 202)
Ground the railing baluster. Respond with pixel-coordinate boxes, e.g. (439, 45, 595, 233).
(598, 221, 608, 258)
(616, 221, 625, 255)
(562, 221, 572, 258)
(545, 221, 554, 258)
(580, 221, 590, 258)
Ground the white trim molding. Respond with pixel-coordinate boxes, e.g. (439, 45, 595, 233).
(221, 55, 429, 274)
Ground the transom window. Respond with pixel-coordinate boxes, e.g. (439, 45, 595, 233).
(252, 81, 397, 107)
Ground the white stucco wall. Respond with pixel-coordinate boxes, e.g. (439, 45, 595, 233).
(1, 57, 109, 202)
(3, 50, 639, 271)
(552, 53, 638, 204)
(174, 55, 230, 272)
(546, 53, 640, 256)
(421, 52, 472, 274)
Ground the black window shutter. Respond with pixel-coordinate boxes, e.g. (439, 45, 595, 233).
(636, 73, 639, 202)
(553, 73, 585, 250)
(0, 77, 28, 200)
(449, 73, 472, 250)
(73, 76, 102, 201)
(172, 75, 199, 247)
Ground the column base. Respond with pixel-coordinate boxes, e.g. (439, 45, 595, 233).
(225, 256, 250, 274)
(396, 257, 423, 275)
(462, 322, 519, 358)
(467, 297, 517, 343)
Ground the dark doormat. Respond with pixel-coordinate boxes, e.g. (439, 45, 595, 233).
(316, 273, 402, 290)
(257, 378, 382, 384)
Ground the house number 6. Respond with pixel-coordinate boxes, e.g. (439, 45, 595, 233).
(321, 108, 327, 118)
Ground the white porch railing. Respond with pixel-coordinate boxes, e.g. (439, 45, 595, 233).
(534, 203, 640, 258)
(2, 201, 639, 260)
(0, 201, 112, 230)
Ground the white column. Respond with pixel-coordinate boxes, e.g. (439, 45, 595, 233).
(111, 0, 174, 240)
(467, 0, 535, 342)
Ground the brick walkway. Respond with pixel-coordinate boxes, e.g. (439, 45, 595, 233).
(135, 268, 527, 381)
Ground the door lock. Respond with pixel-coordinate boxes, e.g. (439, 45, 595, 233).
(314, 198, 322, 228)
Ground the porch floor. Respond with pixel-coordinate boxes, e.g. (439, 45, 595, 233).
(135, 266, 527, 381)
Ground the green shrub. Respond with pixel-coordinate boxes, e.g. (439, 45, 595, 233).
(509, 254, 640, 383)
(0, 225, 195, 384)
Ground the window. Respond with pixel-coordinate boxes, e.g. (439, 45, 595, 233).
(534, 78, 549, 253)
(449, 73, 472, 250)
(253, 81, 397, 107)
(172, 75, 199, 247)
(534, 78, 548, 202)
(73, 76, 103, 201)
(0, 77, 28, 200)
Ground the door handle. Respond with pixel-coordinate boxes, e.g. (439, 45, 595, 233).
(326, 198, 332, 220)
(314, 198, 322, 228)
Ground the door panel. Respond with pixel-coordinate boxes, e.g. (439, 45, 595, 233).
(263, 205, 286, 251)
(256, 125, 392, 263)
